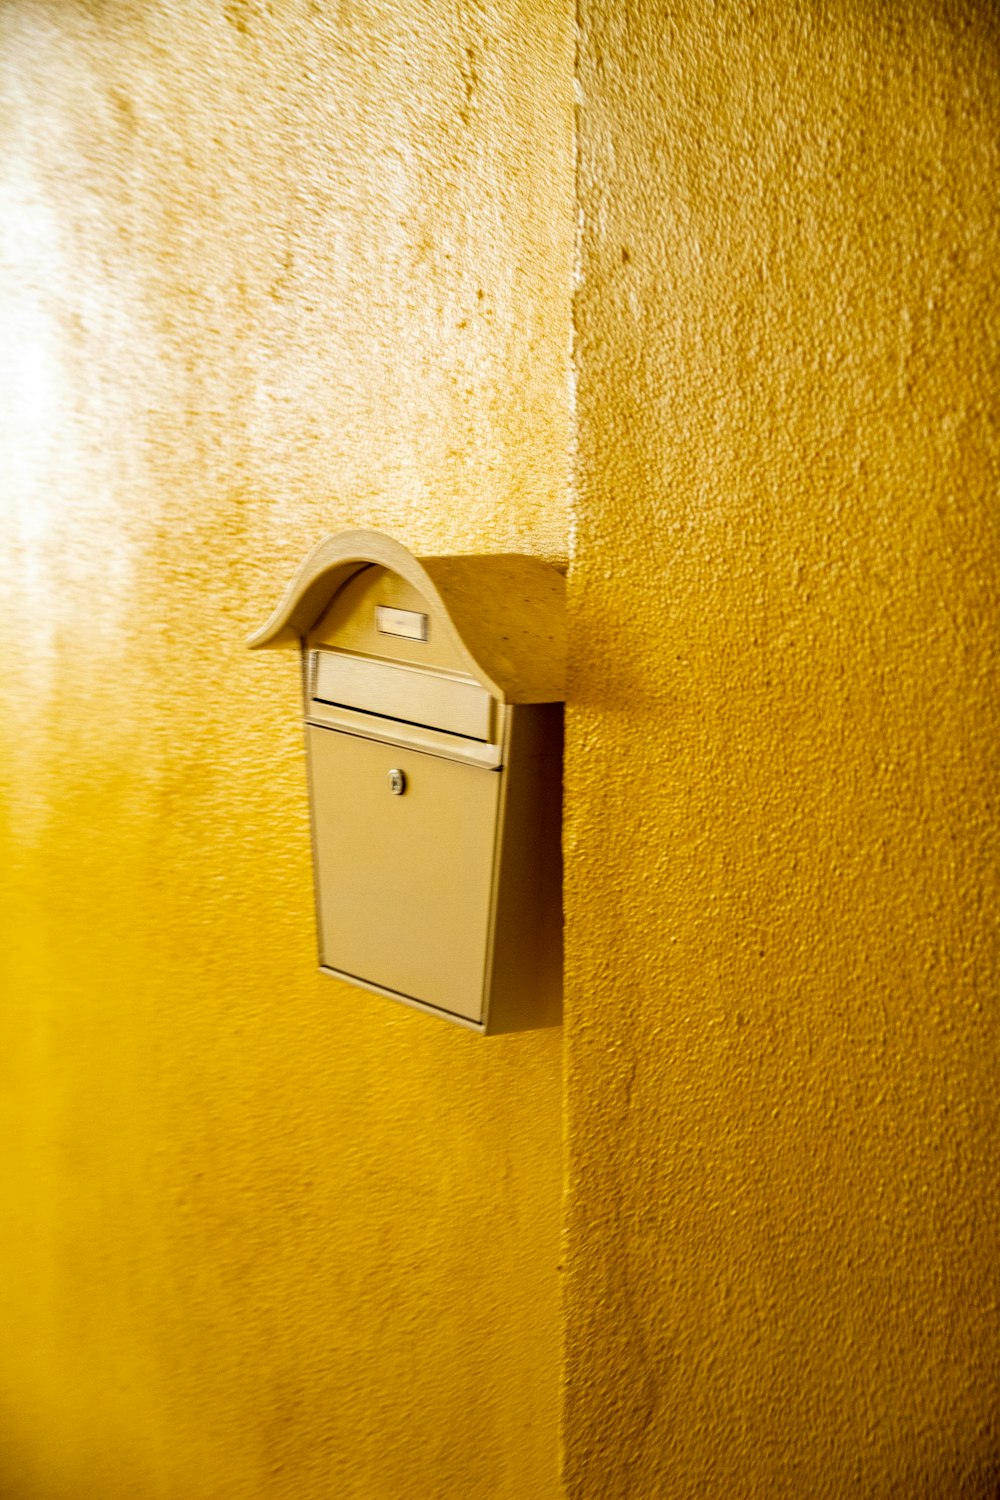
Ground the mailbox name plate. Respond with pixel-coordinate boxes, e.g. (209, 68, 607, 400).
(376, 605, 428, 642)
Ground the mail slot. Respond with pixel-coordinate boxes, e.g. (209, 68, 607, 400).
(248, 530, 564, 1034)
(311, 652, 495, 741)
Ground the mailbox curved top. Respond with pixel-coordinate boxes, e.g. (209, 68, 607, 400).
(247, 530, 566, 705)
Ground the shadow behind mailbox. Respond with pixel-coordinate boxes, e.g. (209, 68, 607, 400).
(248, 531, 564, 1034)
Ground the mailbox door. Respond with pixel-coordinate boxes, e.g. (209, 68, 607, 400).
(307, 725, 501, 1023)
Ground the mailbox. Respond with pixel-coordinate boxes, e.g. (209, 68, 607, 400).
(248, 531, 564, 1034)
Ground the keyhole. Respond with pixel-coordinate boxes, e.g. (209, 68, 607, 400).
(388, 768, 406, 796)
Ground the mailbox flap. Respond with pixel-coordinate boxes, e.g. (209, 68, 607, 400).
(311, 651, 494, 741)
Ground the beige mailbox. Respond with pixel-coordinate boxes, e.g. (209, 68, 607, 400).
(249, 531, 564, 1034)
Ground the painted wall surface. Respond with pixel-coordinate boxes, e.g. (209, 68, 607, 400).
(5, 0, 1000, 1496)
(0, 3, 572, 1497)
(566, 2, 1000, 1497)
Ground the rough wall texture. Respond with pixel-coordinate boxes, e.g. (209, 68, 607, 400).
(565, 1, 1000, 1496)
(5, 0, 1000, 1496)
(0, 3, 572, 1497)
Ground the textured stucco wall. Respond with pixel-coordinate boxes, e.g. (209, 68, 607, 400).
(0, 3, 572, 1497)
(565, 1, 1000, 1496)
(5, 0, 999, 1496)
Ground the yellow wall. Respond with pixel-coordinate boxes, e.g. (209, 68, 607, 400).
(5, 0, 1000, 1496)
(565, 1, 1000, 1496)
(0, 3, 572, 1497)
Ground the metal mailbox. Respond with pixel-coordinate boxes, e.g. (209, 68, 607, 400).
(248, 531, 564, 1033)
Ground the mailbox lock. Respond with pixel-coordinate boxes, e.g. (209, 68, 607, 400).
(388, 768, 407, 796)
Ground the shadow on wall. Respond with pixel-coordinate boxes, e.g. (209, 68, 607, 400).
(922, 1458, 1000, 1500)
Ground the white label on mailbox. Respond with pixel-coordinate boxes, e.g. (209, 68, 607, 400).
(376, 606, 429, 642)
